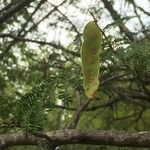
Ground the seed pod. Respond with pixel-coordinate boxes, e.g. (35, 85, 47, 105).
(81, 21, 101, 99)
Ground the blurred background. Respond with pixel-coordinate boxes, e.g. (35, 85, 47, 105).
(0, 0, 150, 149)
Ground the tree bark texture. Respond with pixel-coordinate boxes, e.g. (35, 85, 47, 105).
(1, 130, 150, 149)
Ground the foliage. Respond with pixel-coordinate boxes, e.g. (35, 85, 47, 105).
(15, 67, 81, 132)
(0, 0, 150, 149)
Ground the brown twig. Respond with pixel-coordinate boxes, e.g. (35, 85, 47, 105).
(89, 12, 116, 53)
(67, 91, 92, 129)
(89, 11, 98, 23)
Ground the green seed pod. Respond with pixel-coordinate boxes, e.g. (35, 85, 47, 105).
(81, 21, 101, 99)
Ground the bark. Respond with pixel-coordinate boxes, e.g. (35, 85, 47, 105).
(1, 130, 150, 149)
(67, 98, 91, 129)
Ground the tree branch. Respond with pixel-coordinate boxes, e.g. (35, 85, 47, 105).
(19, 0, 47, 36)
(112, 86, 150, 101)
(132, 1, 148, 38)
(0, 0, 36, 24)
(48, 2, 81, 40)
(67, 91, 91, 129)
(47, 98, 119, 112)
(1, 130, 150, 149)
(0, 0, 68, 60)
(137, 5, 150, 16)
(133, 67, 150, 97)
(0, 33, 79, 57)
(101, 0, 134, 41)
(0, 123, 20, 129)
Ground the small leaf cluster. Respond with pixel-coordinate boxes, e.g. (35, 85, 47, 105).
(16, 67, 81, 132)
(16, 77, 56, 132)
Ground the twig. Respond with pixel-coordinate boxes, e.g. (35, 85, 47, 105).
(0, 0, 44, 60)
(133, 67, 150, 97)
(0, 0, 67, 60)
(0, 33, 79, 58)
(0, 123, 20, 128)
(48, 2, 81, 39)
(67, 91, 92, 129)
(0, 0, 35, 24)
(101, 0, 134, 41)
(137, 5, 150, 16)
(45, 98, 119, 112)
(134, 107, 145, 122)
(132, 1, 148, 38)
(89, 11, 98, 23)
(89, 12, 116, 53)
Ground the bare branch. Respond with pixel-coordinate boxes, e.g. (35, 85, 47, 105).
(53, 98, 118, 112)
(48, 2, 81, 39)
(132, 1, 148, 38)
(0, 1, 15, 14)
(113, 87, 150, 101)
(137, 5, 150, 16)
(24, 0, 67, 35)
(133, 67, 150, 97)
(101, 0, 134, 41)
(1, 130, 150, 149)
(0, 122, 20, 129)
(0, 0, 67, 60)
(0, 33, 79, 57)
(67, 91, 91, 129)
(0, 0, 46, 60)
(19, 0, 47, 36)
(0, 0, 36, 24)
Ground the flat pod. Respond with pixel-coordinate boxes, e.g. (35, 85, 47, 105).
(81, 21, 101, 99)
